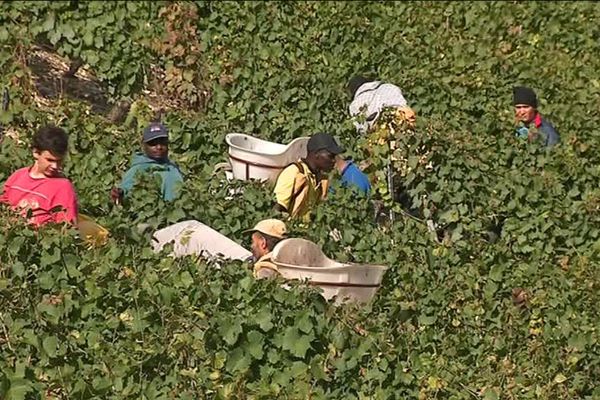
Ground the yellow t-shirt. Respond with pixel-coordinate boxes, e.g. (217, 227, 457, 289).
(273, 160, 328, 221)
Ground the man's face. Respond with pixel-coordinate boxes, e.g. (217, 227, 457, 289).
(33, 150, 64, 177)
(250, 232, 268, 260)
(143, 137, 169, 161)
(514, 104, 536, 124)
(314, 150, 336, 173)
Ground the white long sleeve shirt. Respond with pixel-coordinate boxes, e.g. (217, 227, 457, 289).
(348, 81, 408, 133)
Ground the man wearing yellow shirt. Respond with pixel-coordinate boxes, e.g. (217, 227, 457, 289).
(273, 133, 344, 221)
(245, 218, 288, 279)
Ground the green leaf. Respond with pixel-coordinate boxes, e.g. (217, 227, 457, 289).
(488, 265, 504, 282)
(38, 303, 61, 321)
(439, 209, 459, 223)
(41, 248, 61, 267)
(22, 330, 39, 349)
(245, 330, 264, 360)
(482, 388, 499, 400)
(42, 13, 55, 32)
(180, 271, 193, 288)
(296, 312, 313, 334)
(255, 308, 274, 332)
(5, 378, 32, 400)
(48, 29, 62, 45)
(11, 262, 25, 278)
(282, 327, 313, 358)
(60, 23, 75, 40)
(418, 315, 437, 326)
(0, 27, 9, 42)
(83, 30, 94, 47)
(219, 319, 243, 346)
(42, 335, 58, 357)
(225, 348, 250, 373)
(8, 237, 25, 256)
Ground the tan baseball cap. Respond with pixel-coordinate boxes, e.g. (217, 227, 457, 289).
(244, 219, 288, 239)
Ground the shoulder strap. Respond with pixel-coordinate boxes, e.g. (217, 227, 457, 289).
(254, 256, 279, 274)
(283, 162, 309, 216)
(319, 178, 330, 200)
(291, 162, 310, 199)
(355, 81, 385, 99)
(274, 162, 303, 213)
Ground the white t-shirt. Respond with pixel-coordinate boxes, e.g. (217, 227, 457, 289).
(348, 81, 408, 133)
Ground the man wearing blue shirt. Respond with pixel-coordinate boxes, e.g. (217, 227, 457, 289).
(110, 122, 184, 204)
(333, 155, 371, 195)
(513, 86, 559, 148)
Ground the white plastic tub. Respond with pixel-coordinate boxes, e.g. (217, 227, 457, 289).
(271, 238, 388, 304)
(225, 133, 309, 182)
(152, 220, 252, 262)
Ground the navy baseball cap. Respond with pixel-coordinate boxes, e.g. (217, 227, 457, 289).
(142, 122, 169, 143)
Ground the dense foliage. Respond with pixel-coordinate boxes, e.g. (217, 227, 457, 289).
(1, 1, 600, 399)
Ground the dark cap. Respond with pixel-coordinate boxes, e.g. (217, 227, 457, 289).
(142, 122, 169, 143)
(347, 76, 372, 98)
(513, 86, 538, 108)
(307, 133, 345, 155)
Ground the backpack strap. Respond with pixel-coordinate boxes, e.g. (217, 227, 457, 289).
(274, 162, 304, 213)
(283, 162, 308, 215)
(354, 81, 385, 99)
(319, 177, 330, 200)
(290, 161, 308, 200)
(280, 161, 328, 216)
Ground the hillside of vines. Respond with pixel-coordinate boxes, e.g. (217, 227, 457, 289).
(1, 2, 600, 399)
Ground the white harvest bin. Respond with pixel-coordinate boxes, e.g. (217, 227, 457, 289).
(225, 133, 309, 182)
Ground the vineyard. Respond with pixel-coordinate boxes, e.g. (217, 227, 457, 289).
(1, 1, 600, 399)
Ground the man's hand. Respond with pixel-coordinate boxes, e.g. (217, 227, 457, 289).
(110, 187, 124, 205)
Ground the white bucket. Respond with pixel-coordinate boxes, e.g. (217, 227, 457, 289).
(152, 220, 252, 262)
(271, 238, 388, 304)
(225, 133, 309, 182)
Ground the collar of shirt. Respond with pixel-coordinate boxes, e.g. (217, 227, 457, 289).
(340, 160, 354, 177)
(257, 252, 273, 263)
(534, 113, 543, 129)
(299, 159, 322, 181)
